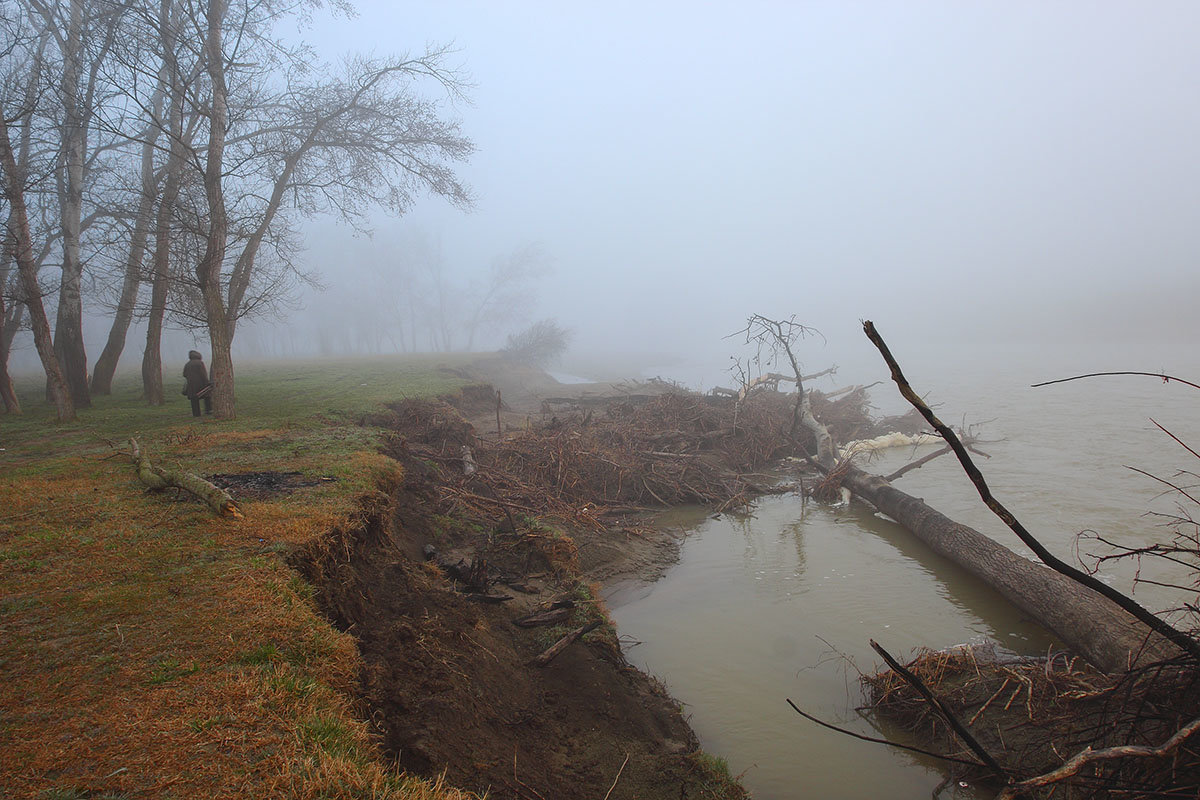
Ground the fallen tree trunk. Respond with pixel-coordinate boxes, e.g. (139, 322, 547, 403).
(855, 320, 1193, 671)
(841, 465, 1176, 672)
(759, 314, 1181, 672)
(129, 438, 242, 518)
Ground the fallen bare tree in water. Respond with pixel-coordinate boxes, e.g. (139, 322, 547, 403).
(763, 317, 1186, 672)
(842, 323, 1200, 798)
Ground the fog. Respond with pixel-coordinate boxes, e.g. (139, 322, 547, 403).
(14, 1, 1200, 389)
(301, 2, 1200, 375)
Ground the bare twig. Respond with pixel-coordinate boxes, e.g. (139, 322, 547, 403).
(996, 715, 1200, 799)
(862, 320, 1200, 663)
(785, 699, 986, 768)
(1150, 418, 1200, 462)
(870, 639, 1010, 783)
(1031, 372, 1200, 391)
(885, 444, 954, 482)
(601, 753, 630, 800)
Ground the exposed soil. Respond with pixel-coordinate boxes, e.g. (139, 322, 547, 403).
(291, 358, 918, 799)
(291, 455, 739, 800)
(207, 470, 336, 499)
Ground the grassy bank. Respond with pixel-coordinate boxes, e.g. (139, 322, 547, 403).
(0, 355, 478, 800)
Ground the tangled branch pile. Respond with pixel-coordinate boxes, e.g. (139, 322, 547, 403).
(864, 645, 1200, 797)
(371, 381, 911, 533)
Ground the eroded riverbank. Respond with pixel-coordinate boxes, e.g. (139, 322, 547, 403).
(294, 358, 1200, 799)
(284, 360, 896, 797)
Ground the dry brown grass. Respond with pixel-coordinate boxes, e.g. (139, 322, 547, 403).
(0, 363, 480, 800)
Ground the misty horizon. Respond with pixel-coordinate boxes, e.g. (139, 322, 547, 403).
(5, 1, 1199, 397)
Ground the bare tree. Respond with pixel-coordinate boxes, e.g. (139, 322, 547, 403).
(0, 111, 73, 420)
(463, 243, 549, 351)
(22, 0, 125, 409)
(0, 236, 23, 412)
(171, 2, 473, 417)
(0, 6, 74, 420)
(3, 0, 474, 416)
(89, 2, 169, 395)
(138, 0, 200, 405)
(732, 313, 833, 461)
(501, 318, 571, 367)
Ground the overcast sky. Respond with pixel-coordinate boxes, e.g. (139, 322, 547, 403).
(296, 1, 1200, 375)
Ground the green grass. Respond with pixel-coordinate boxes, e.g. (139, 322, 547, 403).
(688, 751, 749, 799)
(0, 353, 482, 800)
(147, 657, 201, 685)
(1, 352, 474, 465)
(40, 790, 133, 800)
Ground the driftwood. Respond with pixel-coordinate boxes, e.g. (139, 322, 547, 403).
(714, 365, 839, 402)
(859, 320, 1192, 669)
(844, 465, 1175, 672)
(995, 714, 1200, 799)
(529, 620, 601, 667)
(751, 315, 1177, 671)
(465, 592, 514, 604)
(513, 606, 574, 628)
(541, 394, 661, 413)
(824, 380, 882, 401)
(129, 438, 241, 518)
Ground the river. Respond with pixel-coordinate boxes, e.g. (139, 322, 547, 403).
(608, 347, 1200, 799)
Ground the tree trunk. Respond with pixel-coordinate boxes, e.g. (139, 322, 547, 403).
(140, 136, 180, 406)
(775, 317, 1172, 672)
(0, 237, 21, 414)
(225, 150, 303, 333)
(0, 114, 74, 421)
(92, 91, 164, 394)
(841, 466, 1176, 672)
(198, 0, 235, 419)
(0, 357, 18, 414)
(52, 0, 92, 409)
(141, 0, 184, 407)
(0, 289, 18, 414)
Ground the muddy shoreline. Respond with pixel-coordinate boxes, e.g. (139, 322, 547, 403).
(310, 358, 1200, 800)
(292, 476, 726, 800)
(291, 364, 779, 799)
(288, 356, 929, 798)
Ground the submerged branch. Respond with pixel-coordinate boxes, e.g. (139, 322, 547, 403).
(862, 320, 1200, 663)
(785, 699, 987, 768)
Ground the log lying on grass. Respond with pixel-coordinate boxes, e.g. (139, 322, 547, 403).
(129, 438, 242, 518)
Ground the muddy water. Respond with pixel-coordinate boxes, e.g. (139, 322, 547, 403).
(608, 355, 1200, 799)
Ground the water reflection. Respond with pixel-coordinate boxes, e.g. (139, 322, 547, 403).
(610, 494, 1054, 800)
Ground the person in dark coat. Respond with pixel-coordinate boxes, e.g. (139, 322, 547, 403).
(183, 350, 212, 417)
